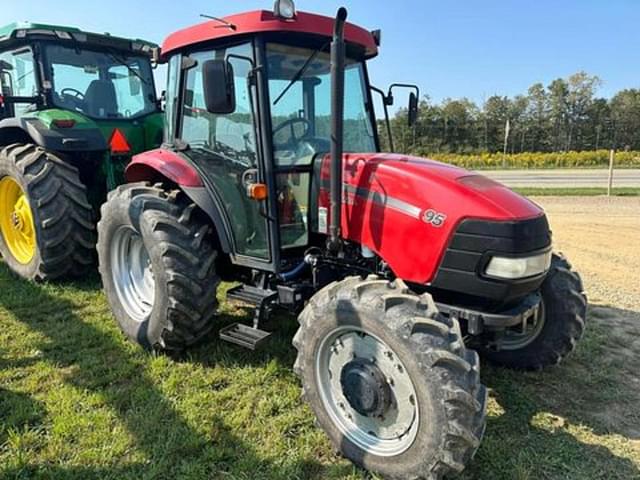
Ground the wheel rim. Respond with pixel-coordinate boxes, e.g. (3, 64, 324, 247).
(316, 326, 419, 457)
(110, 226, 155, 322)
(0, 177, 36, 264)
(500, 300, 546, 350)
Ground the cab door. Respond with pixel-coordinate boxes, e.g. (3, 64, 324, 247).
(178, 43, 273, 266)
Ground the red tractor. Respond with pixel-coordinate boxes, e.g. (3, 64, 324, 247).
(97, 3, 587, 478)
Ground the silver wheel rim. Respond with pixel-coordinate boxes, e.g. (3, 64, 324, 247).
(316, 326, 419, 457)
(501, 300, 546, 350)
(110, 226, 155, 323)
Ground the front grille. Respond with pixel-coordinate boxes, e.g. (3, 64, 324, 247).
(430, 215, 551, 302)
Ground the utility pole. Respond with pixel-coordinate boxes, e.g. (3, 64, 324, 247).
(607, 149, 615, 197)
(502, 118, 510, 168)
(607, 119, 618, 197)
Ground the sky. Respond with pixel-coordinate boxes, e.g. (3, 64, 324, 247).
(3, 0, 639, 108)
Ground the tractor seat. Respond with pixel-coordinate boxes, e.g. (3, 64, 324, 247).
(84, 80, 118, 118)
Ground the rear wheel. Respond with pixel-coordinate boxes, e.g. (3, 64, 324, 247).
(294, 276, 487, 480)
(97, 183, 219, 351)
(481, 254, 587, 370)
(0, 144, 95, 281)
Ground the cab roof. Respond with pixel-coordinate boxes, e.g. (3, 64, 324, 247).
(162, 10, 378, 59)
(0, 21, 158, 51)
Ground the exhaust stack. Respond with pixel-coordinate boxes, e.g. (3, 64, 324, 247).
(327, 7, 347, 254)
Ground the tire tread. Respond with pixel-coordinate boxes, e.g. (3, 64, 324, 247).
(0, 144, 95, 280)
(293, 277, 487, 480)
(97, 183, 219, 352)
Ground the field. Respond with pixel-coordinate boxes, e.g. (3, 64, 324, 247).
(427, 150, 640, 170)
(1, 196, 639, 480)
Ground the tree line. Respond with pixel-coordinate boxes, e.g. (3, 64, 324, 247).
(382, 72, 640, 155)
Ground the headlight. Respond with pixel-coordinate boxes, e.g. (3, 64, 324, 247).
(485, 251, 552, 280)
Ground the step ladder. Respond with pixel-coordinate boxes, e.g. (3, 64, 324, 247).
(219, 284, 277, 350)
(226, 285, 276, 307)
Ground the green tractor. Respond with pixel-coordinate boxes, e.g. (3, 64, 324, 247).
(0, 22, 163, 281)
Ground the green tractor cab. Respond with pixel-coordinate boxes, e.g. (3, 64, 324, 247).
(0, 22, 163, 280)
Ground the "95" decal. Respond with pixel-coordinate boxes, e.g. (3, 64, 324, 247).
(423, 209, 447, 227)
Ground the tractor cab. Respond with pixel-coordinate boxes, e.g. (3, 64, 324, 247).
(142, 6, 416, 272)
(0, 22, 163, 191)
(0, 24, 157, 120)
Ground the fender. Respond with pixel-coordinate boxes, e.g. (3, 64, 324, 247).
(0, 117, 107, 152)
(126, 148, 232, 253)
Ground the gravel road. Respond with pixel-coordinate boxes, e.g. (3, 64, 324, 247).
(485, 169, 640, 188)
(533, 196, 640, 310)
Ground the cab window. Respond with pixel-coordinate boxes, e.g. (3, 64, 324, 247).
(180, 43, 257, 167)
(0, 48, 38, 116)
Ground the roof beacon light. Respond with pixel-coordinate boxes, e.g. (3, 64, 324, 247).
(274, 0, 296, 19)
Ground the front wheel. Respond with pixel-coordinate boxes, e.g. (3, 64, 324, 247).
(481, 254, 587, 370)
(294, 276, 487, 480)
(97, 183, 220, 352)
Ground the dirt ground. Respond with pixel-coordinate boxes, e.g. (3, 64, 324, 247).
(533, 196, 640, 440)
(534, 196, 640, 310)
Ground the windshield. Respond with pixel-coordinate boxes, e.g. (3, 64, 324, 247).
(266, 43, 376, 166)
(45, 45, 156, 120)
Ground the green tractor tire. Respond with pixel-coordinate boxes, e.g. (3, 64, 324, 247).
(0, 143, 95, 281)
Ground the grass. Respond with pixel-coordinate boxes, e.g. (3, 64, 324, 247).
(1, 264, 639, 480)
(512, 187, 640, 196)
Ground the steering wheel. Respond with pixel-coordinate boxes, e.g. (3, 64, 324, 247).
(273, 118, 311, 148)
(61, 87, 85, 101)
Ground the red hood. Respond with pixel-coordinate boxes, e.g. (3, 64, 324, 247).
(317, 153, 545, 283)
(341, 153, 542, 220)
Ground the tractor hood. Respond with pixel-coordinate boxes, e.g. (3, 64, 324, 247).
(318, 152, 544, 223)
(315, 153, 547, 284)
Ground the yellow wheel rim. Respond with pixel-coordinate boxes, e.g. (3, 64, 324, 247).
(0, 176, 36, 264)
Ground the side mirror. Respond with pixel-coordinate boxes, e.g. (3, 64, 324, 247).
(408, 92, 418, 126)
(202, 59, 235, 114)
(387, 83, 420, 126)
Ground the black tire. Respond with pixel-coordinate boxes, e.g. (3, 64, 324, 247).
(481, 254, 587, 370)
(293, 276, 487, 480)
(0, 143, 95, 281)
(97, 182, 219, 352)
